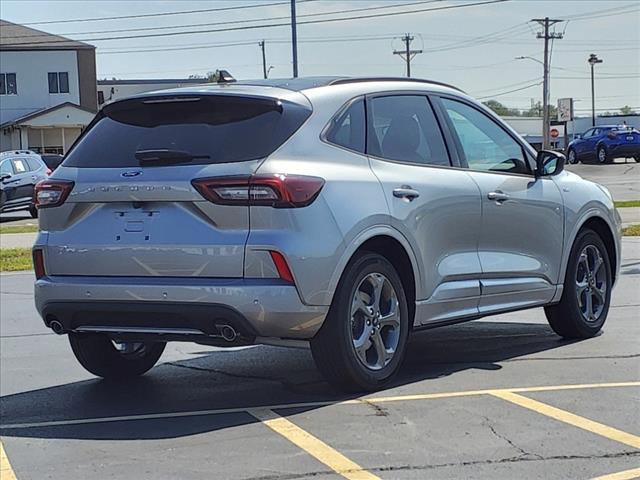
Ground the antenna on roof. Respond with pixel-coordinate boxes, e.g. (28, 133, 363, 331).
(215, 70, 236, 84)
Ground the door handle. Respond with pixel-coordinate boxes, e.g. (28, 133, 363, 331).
(393, 186, 420, 201)
(487, 191, 509, 202)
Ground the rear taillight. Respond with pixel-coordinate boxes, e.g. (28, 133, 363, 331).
(192, 174, 325, 208)
(34, 179, 74, 208)
(33, 249, 46, 279)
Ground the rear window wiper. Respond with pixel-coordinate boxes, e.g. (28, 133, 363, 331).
(135, 149, 210, 166)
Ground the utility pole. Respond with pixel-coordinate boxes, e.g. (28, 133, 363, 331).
(291, 0, 298, 78)
(393, 34, 422, 77)
(588, 53, 603, 127)
(532, 17, 563, 150)
(259, 41, 267, 79)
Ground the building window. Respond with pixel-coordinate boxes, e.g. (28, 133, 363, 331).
(48, 72, 69, 94)
(0, 73, 17, 95)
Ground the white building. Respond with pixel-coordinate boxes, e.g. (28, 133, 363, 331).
(97, 78, 205, 106)
(0, 20, 97, 154)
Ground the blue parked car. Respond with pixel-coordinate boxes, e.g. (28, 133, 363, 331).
(567, 125, 640, 164)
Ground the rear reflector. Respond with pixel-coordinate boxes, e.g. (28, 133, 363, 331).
(192, 174, 324, 208)
(33, 249, 46, 279)
(269, 251, 294, 283)
(34, 179, 74, 208)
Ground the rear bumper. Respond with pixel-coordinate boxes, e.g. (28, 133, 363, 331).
(35, 276, 328, 340)
(609, 144, 640, 157)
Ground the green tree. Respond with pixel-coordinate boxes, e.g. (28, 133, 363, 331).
(620, 105, 635, 115)
(522, 101, 557, 118)
(482, 100, 521, 116)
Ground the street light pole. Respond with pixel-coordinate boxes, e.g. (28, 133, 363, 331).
(291, 0, 298, 78)
(588, 53, 603, 127)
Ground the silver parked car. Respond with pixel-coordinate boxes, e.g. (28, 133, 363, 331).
(33, 77, 622, 391)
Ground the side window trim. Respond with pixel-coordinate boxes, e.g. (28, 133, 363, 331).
(364, 91, 452, 168)
(435, 94, 536, 176)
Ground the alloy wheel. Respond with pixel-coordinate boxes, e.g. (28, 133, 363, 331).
(598, 148, 607, 163)
(575, 244, 607, 323)
(350, 273, 401, 370)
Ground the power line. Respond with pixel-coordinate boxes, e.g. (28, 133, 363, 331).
(476, 81, 544, 100)
(20, 0, 313, 25)
(472, 77, 543, 94)
(6, 0, 510, 46)
(7, 1, 441, 39)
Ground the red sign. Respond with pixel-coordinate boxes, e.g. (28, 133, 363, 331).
(550, 128, 559, 138)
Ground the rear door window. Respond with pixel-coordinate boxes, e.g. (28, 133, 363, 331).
(63, 95, 311, 168)
(367, 95, 450, 166)
(11, 159, 28, 173)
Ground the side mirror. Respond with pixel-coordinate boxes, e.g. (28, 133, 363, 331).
(0, 173, 12, 182)
(536, 150, 565, 177)
(574, 133, 582, 139)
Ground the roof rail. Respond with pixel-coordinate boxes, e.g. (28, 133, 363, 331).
(0, 150, 38, 157)
(330, 77, 465, 93)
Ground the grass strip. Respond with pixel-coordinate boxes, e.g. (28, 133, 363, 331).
(0, 248, 33, 272)
(0, 225, 38, 234)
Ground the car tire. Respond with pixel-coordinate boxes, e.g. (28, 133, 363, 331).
(69, 333, 166, 379)
(29, 205, 38, 218)
(311, 252, 409, 392)
(597, 145, 611, 164)
(544, 229, 611, 339)
(567, 148, 579, 164)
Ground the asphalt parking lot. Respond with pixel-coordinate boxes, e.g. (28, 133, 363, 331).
(565, 159, 640, 202)
(1, 237, 638, 479)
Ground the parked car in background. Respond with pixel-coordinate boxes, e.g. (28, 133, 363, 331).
(0, 150, 49, 217)
(567, 125, 640, 164)
(33, 77, 621, 391)
(40, 154, 64, 171)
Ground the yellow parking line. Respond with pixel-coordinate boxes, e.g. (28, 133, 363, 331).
(490, 391, 640, 450)
(1, 382, 638, 430)
(591, 467, 640, 480)
(0, 439, 18, 480)
(248, 408, 380, 480)
(371, 381, 640, 404)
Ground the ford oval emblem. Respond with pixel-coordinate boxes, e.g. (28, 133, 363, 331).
(121, 170, 142, 178)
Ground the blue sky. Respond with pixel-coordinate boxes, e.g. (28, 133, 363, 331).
(2, 0, 639, 112)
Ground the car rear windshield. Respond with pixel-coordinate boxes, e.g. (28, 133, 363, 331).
(63, 95, 311, 168)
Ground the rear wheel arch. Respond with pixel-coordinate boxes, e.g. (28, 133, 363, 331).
(329, 232, 418, 327)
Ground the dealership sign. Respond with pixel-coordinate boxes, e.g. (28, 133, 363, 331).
(557, 98, 574, 122)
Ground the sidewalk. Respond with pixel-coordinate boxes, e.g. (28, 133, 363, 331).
(619, 207, 640, 227)
(0, 232, 36, 249)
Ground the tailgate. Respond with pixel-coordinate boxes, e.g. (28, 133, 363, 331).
(38, 92, 312, 278)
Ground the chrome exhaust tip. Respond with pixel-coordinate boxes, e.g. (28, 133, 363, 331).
(50, 320, 65, 335)
(218, 324, 238, 342)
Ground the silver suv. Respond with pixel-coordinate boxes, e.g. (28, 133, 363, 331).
(33, 77, 621, 391)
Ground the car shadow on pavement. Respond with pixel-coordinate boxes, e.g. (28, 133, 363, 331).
(0, 320, 581, 441)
